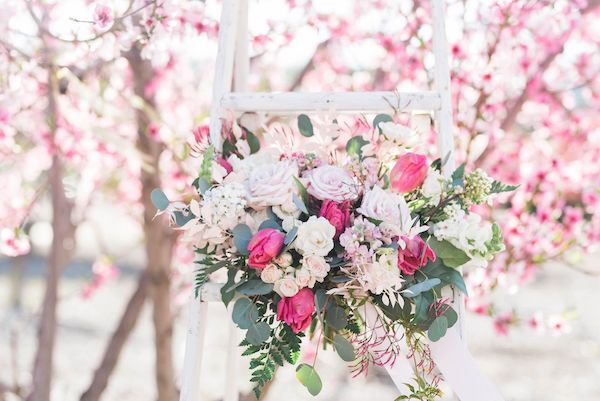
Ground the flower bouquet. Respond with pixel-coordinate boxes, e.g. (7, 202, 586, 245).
(153, 114, 517, 399)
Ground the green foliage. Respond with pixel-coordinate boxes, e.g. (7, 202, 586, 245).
(427, 315, 448, 342)
(324, 300, 348, 330)
(284, 226, 298, 245)
(246, 130, 260, 154)
(258, 219, 281, 231)
(346, 136, 370, 158)
(333, 334, 355, 362)
(490, 179, 519, 194)
(297, 114, 314, 137)
(373, 113, 393, 132)
(403, 278, 441, 298)
(486, 222, 505, 254)
(237, 279, 274, 296)
(150, 188, 169, 211)
(292, 192, 308, 214)
(420, 259, 468, 295)
(242, 322, 303, 399)
(232, 224, 253, 255)
(395, 377, 443, 401)
(192, 257, 229, 298)
(428, 238, 470, 268)
(199, 145, 215, 181)
(451, 163, 465, 187)
(296, 364, 323, 396)
(293, 176, 310, 206)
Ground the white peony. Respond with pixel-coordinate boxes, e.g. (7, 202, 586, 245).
(303, 165, 359, 202)
(246, 161, 298, 210)
(294, 216, 336, 256)
(302, 255, 331, 279)
(379, 122, 419, 147)
(421, 168, 445, 206)
(274, 275, 299, 297)
(260, 264, 283, 284)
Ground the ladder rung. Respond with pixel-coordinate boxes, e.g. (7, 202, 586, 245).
(220, 91, 441, 114)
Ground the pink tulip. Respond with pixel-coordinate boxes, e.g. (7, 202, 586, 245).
(276, 288, 315, 333)
(247, 228, 285, 270)
(390, 153, 428, 193)
(397, 235, 436, 275)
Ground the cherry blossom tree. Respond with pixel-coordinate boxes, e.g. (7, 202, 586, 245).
(1, 0, 599, 400)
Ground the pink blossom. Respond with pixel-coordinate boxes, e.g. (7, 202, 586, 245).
(93, 4, 113, 28)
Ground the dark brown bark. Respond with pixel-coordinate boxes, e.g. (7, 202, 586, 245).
(79, 272, 149, 401)
(124, 43, 179, 401)
(27, 66, 76, 401)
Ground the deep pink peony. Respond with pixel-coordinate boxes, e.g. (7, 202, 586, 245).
(276, 288, 315, 333)
(319, 200, 351, 239)
(397, 236, 436, 275)
(390, 153, 428, 193)
(247, 228, 285, 269)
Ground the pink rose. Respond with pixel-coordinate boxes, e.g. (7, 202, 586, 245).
(276, 288, 315, 333)
(319, 200, 351, 239)
(246, 161, 298, 209)
(397, 236, 436, 275)
(304, 165, 358, 202)
(390, 153, 428, 193)
(247, 228, 285, 270)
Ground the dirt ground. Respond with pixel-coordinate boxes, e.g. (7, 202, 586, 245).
(0, 255, 599, 401)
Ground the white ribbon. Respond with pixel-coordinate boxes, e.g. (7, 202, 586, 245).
(429, 325, 505, 401)
(363, 304, 505, 401)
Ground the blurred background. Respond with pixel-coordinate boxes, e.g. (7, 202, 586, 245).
(1, 1, 599, 401)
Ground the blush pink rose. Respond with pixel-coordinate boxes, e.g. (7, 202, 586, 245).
(390, 153, 428, 193)
(247, 228, 285, 270)
(397, 236, 436, 275)
(319, 200, 351, 239)
(304, 165, 358, 202)
(276, 288, 315, 333)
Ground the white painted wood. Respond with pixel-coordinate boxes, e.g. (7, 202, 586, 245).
(178, 297, 208, 401)
(209, 0, 241, 152)
(220, 91, 441, 114)
(431, 0, 465, 341)
(223, 6, 249, 398)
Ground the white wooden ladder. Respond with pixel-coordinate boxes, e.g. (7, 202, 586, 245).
(178, 1, 504, 400)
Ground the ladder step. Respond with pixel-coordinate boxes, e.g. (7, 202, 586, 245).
(220, 91, 441, 114)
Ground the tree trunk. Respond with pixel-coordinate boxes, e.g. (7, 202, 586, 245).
(27, 66, 75, 401)
(79, 272, 149, 401)
(125, 44, 179, 401)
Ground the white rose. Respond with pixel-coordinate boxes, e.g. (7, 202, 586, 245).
(302, 255, 330, 279)
(304, 165, 359, 202)
(274, 252, 293, 268)
(275, 276, 299, 297)
(295, 216, 336, 256)
(295, 267, 315, 288)
(357, 185, 409, 225)
(260, 264, 283, 284)
(421, 168, 445, 206)
(282, 216, 301, 232)
(246, 161, 298, 210)
(379, 122, 419, 147)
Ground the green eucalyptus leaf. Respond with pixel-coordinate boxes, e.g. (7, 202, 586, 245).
(232, 297, 258, 329)
(233, 224, 253, 256)
(246, 321, 271, 345)
(258, 219, 281, 231)
(296, 364, 322, 396)
(284, 226, 298, 245)
(403, 278, 442, 298)
(292, 192, 308, 214)
(444, 306, 458, 328)
(196, 177, 211, 195)
(151, 188, 169, 211)
(237, 279, 274, 296)
(333, 334, 355, 362)
(298, 114, 314, 137)
(428, 315, 448, 342)
(293, 176, 309, 205)
(324, 303, 347, 330)
(221, 268, 237, 306)
(314, 289, 327, 314)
